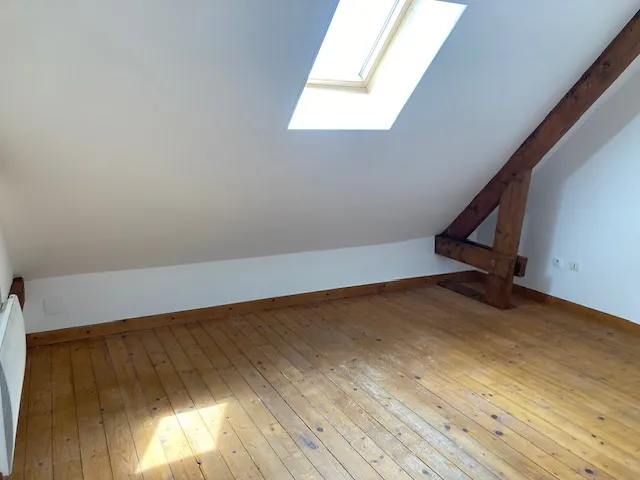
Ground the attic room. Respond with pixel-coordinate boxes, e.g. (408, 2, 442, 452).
(0, 0, 639, 478)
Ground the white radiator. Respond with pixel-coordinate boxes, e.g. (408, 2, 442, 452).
(0, 295, 26, 476)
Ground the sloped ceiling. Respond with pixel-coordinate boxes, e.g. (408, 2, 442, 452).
(0, 0, 638, 279)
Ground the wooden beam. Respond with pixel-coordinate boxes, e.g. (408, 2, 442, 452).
(444, 10, 640, 239)
(9, 277, 25, 309)
(485, 170, 532, 309)
(435, 235, 528, 278)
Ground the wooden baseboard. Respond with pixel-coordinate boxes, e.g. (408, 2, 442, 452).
(439, 271, 639, 336)
(29, 268, 636, 347)
(512, 283, 640, 336)
(26, 270, 479, 347)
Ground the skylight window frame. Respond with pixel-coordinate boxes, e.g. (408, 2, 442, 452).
(289, 0, 467, 130)
(306, 0, 415, 93)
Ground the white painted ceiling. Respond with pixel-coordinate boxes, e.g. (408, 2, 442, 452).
(0, 0, 638, 279)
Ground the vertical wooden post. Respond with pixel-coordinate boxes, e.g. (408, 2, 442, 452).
(9, 277, 25, 309)
(485, 169, 532, 309)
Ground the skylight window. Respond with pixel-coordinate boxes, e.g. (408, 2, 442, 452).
(289, 0, 466, 130)
(308, 0, 412, 90)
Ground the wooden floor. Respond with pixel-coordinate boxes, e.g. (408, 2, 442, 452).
(11, 285, 640, 480)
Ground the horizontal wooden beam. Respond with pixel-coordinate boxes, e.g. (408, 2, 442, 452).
(444, 10, 640, 239)
(435, 235, 527, 277)
(470, 239, 528, 277)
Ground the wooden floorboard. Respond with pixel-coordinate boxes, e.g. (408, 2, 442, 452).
(50, 344, 83, 479)
(138, 329, 234, 480)
(14, 285, 640, 479)
(88, 338, 143, 479)
(70, 340, 113, 480)
(24, 345, 53, 480)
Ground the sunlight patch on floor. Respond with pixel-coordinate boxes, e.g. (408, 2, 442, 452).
(138, 402, 227, 473)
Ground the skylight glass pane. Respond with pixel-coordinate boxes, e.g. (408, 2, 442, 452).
(290, 0, 466, 130)
(309, 0, 406, 83)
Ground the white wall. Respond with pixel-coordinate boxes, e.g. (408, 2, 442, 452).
(0, 228, 13, 302)
(478, 71, 640, 325)
(1, 1, 637, 280)
(24, 237, 468, 333)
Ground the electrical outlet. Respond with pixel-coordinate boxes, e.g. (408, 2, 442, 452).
(552, 257, 563, 268)
(569, 261, 581, 272)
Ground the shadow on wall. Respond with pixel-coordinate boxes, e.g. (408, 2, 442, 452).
(522, 71, 640, 295)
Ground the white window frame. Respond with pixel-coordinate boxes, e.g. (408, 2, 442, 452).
(306, 0, 415, 93)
